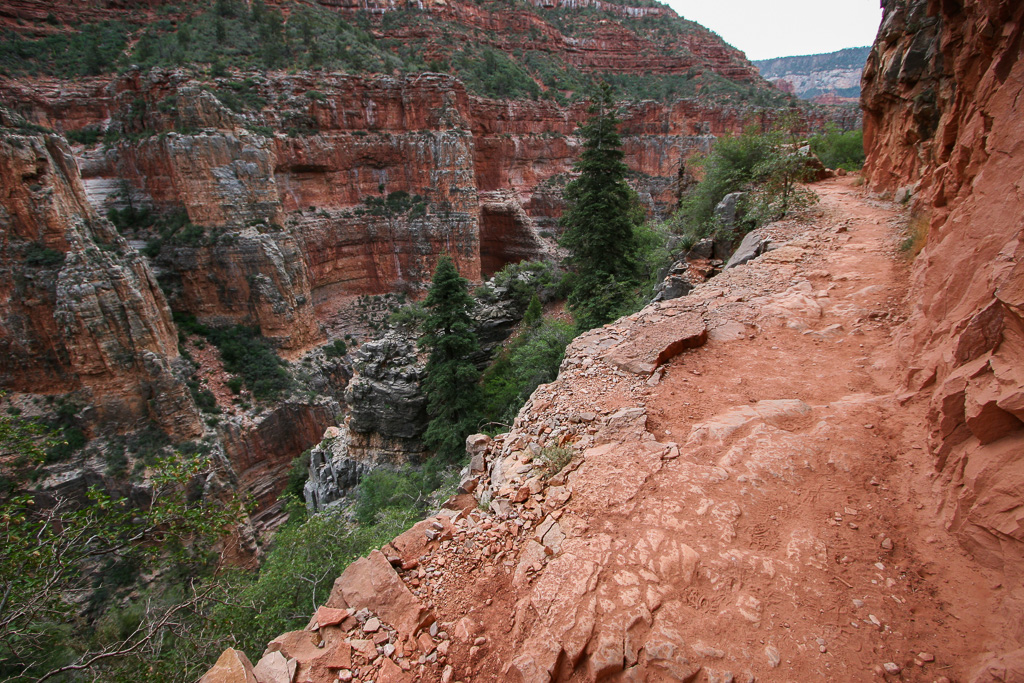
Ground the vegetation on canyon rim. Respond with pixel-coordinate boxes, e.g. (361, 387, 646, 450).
(0, 0, 786, 105)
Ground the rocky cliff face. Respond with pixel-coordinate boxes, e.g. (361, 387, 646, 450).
(862, 0, 1024, 658)
(2, 69, 834, 362)
(755, 47, 871, 102)
(0, 109, 202, 439)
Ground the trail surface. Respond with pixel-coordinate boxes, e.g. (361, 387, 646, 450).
(432, 177, 997, 682)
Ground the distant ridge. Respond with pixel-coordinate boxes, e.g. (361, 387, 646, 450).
(754, 46, 871, 102)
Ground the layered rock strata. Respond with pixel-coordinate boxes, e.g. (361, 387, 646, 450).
(1, 70, 847, 357)
(0, 110, 202, 438)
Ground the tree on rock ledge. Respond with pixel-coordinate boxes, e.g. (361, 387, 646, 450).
(420, 255, 482, 461)
(560, 83, 644, 331)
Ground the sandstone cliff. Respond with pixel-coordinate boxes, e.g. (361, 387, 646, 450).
(755, 47, 871, 103)
(0, 109, 202, 439)
(1, 69, 836, 362)
(862, 0, 1024, 590)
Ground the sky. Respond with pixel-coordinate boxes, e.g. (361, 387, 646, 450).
(663, 0, 884, 61)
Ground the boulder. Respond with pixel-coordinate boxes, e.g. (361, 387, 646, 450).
(252, 651, 296, 683)
(724, 230, 768, 269)
(200, 648, 258, 683)
(326, 550, 432, 637)
(601, 311, 707, 375)
(713, 192, 746, 232)
(652, 275, 693, 302)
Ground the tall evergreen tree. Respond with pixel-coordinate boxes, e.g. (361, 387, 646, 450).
(419, 255, 482, 460)
(560, 83, 644, 331)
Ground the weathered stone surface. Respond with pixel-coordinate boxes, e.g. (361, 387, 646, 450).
(326, 550, 431, 637)
(252, 651, 296, 683)
(601, 311, 707, 375)
(724, 230, 768, 269)
(200, 648, 258, 683)
(0, 113, 202, 438)
(863, 0, 1024, 581)
(714, 192, 746, 232)
(686, 399, 812, 446)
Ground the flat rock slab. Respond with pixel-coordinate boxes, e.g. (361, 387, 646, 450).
(601, 311, 707, 375)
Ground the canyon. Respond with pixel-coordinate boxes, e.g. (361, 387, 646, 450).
(0, 0, 852, 533)
(198, 0, 1024, 680)
(1, 0, 1021, 679)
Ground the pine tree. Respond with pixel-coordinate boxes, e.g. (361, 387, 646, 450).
(522, 294, 543, 328)
(419, 255, 482, 460)
(560, 83, 644, 331)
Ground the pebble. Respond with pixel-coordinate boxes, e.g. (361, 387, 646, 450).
(883, 662, 901, 674)
(881, 537, 894, 550)
(853, 599, 865, 608)
(363, 617, 380, 633)
(765, 646, 781, 668)
(918, 652, 935, 662)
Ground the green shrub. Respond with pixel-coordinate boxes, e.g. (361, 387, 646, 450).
(388, 302, 427, 331)
(226, 376, 244, 394)
(212, 503, 417, 656)
(107, 205, 154, 233)
(284, 449, 311, 503)
(189, 385, 220, 414)
(537, 445, 572, 479)
(323, 339, 348, 359)
(0, 21, 129, 77)
(172, 314, 292, 402)
(481, 318, 574, 427)
(809, 125, 865, 171)
(66, 128, 104, 146)
(24, 243, 65, 269)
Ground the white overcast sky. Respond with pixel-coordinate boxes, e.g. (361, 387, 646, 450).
(663, 1, 884, 61)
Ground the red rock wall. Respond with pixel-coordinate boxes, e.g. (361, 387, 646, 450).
(0, 112, 203, 438)
(1, 71, 786, 355)
(222, 401, 342, 534)
(862, 0, 1024, 581)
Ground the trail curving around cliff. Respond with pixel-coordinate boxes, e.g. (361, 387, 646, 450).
(230, 177, 1006, 683)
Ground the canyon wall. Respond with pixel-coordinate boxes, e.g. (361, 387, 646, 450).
(862, 0, 1024, 595)
(2, 70, 821, 361)
(0, 109, 202, 438)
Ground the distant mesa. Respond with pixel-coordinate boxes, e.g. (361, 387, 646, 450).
(755, 46, 871, 104)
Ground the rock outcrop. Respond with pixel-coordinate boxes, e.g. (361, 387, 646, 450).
(0, 110, 202, 438)
(0, 67, 849, 360)
(755, 47, 871, 102)
(862, 0, 1024, 583)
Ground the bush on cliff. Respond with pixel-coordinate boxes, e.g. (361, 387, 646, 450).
(481, 317, 575, 429)
(211, 502, 417, 658)
(0, 410, 246, 681)
(673, 123, 820, 243)
(419, 256, 483, 461)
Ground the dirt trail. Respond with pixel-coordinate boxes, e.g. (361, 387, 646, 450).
(428, 177, 1000, 682)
